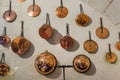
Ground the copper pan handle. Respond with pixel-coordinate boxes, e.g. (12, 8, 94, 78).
(80, 4, 84, 14)
(100, 17, 103, 33)
(33, 0, 35, 11)
(21, 21, 24, 37)
(3, 26, 7, 36)
(89, 31, 91, 41)
(60, 0, 63, 7)
(46, 13, 51, 25)
(118, 32, 120, 41)
(66, 23, 69, 35)
(108, 43, 112, 58)
(0, 52, 5, 64)
(9, 0, 12, 16)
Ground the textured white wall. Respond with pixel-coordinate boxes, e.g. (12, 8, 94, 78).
(0, 0, 120, 80)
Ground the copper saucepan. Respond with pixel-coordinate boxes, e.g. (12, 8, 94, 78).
(115, 32, 120, 51)
(0, 27, 10, 45)
(11, 21, 31, 55)
(3, 0, 17, 22)
(96, 17, 109, 39)
(39, 13, 53, 40)
(0, 53, 10, 76)
(35, 50, 57, 75)
(75, 4, 90, 27)
(73, 54, 91, 73)
(60, 23, 74, 50)
(55, 0, 68, 18)
(27, 0, 41, 17)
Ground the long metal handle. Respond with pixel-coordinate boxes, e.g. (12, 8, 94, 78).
(0, 52, 5, 64)
(33, 0, 35, 11)
(46, 13, 51, 25)
(60, 0, 63, 7)
(118, 32, 120, 41)
(80, 4, 84, 14)
(3, 26, 7, 36)
(66, 23, 69, 35)
(108, 43, 112, 58)
(100, 17, 103, 33)
(9, 0, 12, 16)
(89, 31, 92, 41)
(21, 21, 24, 37)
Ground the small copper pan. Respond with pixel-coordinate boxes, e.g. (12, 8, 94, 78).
(60, 23, 74, 50)
(0, 53, 10, 76)
(105, 44, 117, 63)
(39, 13, 53, 40)
(0, 27, 10, 45)
(55, 0, 68, 18)
(75, 4, 90, 27)
(84, 31, 98, 53)
(115, 32, 120, 51)
(96, 17, 109, 39)
(27, 0, 41, 17)
(11, 21, 31, 55)
(17, 0, 25, 2)
(3, 0, 17, 22)
(35, 50, 57, 75)
(73, 54, 91, 73)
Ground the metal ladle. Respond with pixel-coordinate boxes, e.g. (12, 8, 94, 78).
(55, 0, 68, 18)
(96, 17, 109, 39)
(3, 0, 17, 22)
(75, 4, 89, 27)
(84, 31, 98, 53)
(27, 0, 41, 17)
(0, 52, 10, 76)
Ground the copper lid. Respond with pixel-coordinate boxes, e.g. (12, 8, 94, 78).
(35, 51, 57, 75)
(73, 55, 91, 73)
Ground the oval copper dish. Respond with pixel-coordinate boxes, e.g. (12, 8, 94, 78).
(96, 27, 109, 39)
(17, 0, 25, 2)
(11, 21, 31, 55)
(73, 55, 91, 73)
(56, 6, 68, 18)
(39, 24, 53, 39)
(35, 51, 57, 75)
(3, 10, 17, 22)
(84, 40, 98, 53)
(105, 52, 117, 63)
(27, 4, 41, 17)
(75, 13, 89, 27)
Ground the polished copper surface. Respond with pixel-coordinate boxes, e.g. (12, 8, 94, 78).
(60, 36, 74, 50)
(0, 63, 10, 76)
(105, 52, 117, 63)
(56, 6, 68, 18)
(39, 24, 53, 40)
(17, 0, 25, 2)
(115, 41, 120, 51)
(73, 55, 91, 73)
(35, 51, 57, 75)
(27, 4, 41, 17)
(3, 10, 17, 22)
(11, 37, 31, 55)
(84, 40, 98, 53)
(75, 13, 89, 27)
(96, 27, 109, 39)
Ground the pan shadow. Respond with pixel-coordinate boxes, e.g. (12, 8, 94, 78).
(3, 39, 11, 48)
(47, 29, 63, 45)
(45, 61, 62, 79)
(19, 42, 35, 58)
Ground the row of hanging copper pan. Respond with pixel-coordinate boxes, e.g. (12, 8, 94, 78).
(35, 50, 91, 75)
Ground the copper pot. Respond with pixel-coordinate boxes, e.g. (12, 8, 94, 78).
(0, 53, 10, 76)
(35, 50, 57, 75)
(60, 23, 74, 50)
(39, 13, 53, 40)
(11, 21, 31, 55)
(55, 0, 68, 18)
(75, 4, 89, 27)
(73, 54, 91, 73)
(3, 0, 17, 22)
(0, 27, 10, 45)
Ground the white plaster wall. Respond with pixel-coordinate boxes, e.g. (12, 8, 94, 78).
(0, 0, 120, 80)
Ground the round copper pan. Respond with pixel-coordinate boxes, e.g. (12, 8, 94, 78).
(0, 36, 10, 45)
(96, 27, 109, 39)
(84, 40, 98, 53)
(56, 6, 68, 18)
(73, 55, 91, 73)
(17, 0, 25, 2)
(106, 52, 117, 63)
(35, 51, 57, 75)
(3, 10, 17, 22)
(115, 41, 120, 51)
(27, 4, 41, 17)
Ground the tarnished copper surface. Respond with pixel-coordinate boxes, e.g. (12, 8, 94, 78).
(0, 63, 10, 76)
(75, 13, 89, 27)
(60, 36, 74, 50)
(56, 6, 68, 18)
(39, 24, 53, 40)
(96, 27, 109, 39)
(84, 40, 98, 53)
(17, 0, 25, 2)
(105, 52, 117, 63)
(115, 41, 120, 51)
(73, 55, 91, 73)
(3, 10, 17, 22)
(27, 4, 41, 17)
(11, 37, 31, 55)
(35, 51, 57, 75)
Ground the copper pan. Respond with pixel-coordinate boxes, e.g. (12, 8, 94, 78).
(60, 23, 74, 50)
(39, 13, 53, 40)
(0, 27, 10, 45)
(0, 53, 10, 76)
(17, 0, 26, 3)
(11, 21, 31, 55)
(35, 50, 57, 75)
(115, 32, 120, 51)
